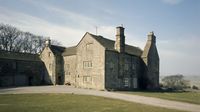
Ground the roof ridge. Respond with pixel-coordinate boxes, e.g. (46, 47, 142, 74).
(88, 32, 143, 56)
(125, 44, 142, 51)
(65, 45, 76, 49)
(62, 45, 77, 56)
(89, 32, 141, 50)
(51, 44, 66, 49)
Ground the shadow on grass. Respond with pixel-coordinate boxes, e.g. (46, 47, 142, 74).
(110, 88, 190, 93)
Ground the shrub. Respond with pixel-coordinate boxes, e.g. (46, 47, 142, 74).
(192, 85, 199, 90)
(162, 74, 190, 90)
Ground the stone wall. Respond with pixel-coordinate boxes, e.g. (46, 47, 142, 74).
(105, 50, 143, 90)
(105, 51, 119, 89)
(63, 55, 77, 86)
(146, 44, 159, 88)
(55, 55, 64, 85)
(40, 47, 56, 84)
(142, 32, 159, 89)
(0, 58, 43, 87)
(75, 33, 105, 90)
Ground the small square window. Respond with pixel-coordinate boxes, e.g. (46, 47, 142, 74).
(132, 64, 135, 70)
(48, 52, 51, 57)
(110, 62, 114, 69)
(83, 61, 92, 68)
(124, 64, 129, 71)
(124, 78, 129, 87)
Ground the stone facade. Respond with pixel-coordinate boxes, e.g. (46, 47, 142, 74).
(105, 51, 143, 90)
(0, 51, 44, 87)
(39, 26, 159, 90)
(0, 26, 159, 90)
(142, 32, 159, 89)
(40, 39, 65, 85)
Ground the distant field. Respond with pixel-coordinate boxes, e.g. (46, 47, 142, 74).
(185, 75, 200, 88)
(121, 91, 200, 104)
(0, 94, 186, 112)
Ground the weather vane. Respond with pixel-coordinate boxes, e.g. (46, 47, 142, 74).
(95, 26, 98, 35)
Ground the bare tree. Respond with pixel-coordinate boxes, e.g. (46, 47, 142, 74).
(51, 39, 62, 46)
(0, 23, 62, 54)
(12, 31, 23, 52)
(0, 24, 20, 51)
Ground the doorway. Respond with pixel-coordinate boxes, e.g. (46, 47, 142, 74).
(28, 76, 33, 86)
(58, 76, 62, 85)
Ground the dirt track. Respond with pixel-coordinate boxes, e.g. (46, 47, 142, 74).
(0, 86, 200, 112)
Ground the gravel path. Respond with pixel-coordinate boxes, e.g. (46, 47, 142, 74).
(0, 85, 200, 112)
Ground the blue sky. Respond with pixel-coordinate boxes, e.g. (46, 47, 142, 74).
(0, 0, 200, 76)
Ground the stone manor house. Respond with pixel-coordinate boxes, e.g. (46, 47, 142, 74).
(0, 26, 159, 90)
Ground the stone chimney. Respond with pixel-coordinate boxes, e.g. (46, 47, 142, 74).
(147, 31, 156, 43)
(45, 38, 51, 47)
(114, 26, 125, 53)
(142, 31, 159, 89)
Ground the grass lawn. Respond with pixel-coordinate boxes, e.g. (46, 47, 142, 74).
(121, 91, 200, 104)
(0, 94, 186, 112)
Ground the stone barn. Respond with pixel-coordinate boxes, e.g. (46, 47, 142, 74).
(40, 26, 159, 90)
(0, 51, 44, 87)
(0, 26, 159, 90)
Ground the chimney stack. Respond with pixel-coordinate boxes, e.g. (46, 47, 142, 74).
(147, 31, 156, 43)
(142, 31, 159, 89)
(45, 38, 51, 47)
(115, 26, 125, 53)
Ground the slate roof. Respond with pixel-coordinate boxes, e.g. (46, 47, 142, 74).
(50, 32, 143, 57)
(0, 50, 41, 61)
(89, 33, 143, 56)
(50, 45, 66, 55)
(62, 46, 77, 56)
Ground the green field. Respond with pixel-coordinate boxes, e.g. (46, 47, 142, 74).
(0, 94, 186, 112)
(121, 91, 200, 104)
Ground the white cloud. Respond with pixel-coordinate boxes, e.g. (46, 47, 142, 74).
(0, 6, 117, 47)
(0, 0, 127, 47)
(161, 0, 184, 5)
(97, 26, 115, 38)
(125, 33, 146, 49)
(0, 7, 86, 46)
(158, 38, 200, 75)
(0, 1, 127, 47)
(45, 6, 97, 29)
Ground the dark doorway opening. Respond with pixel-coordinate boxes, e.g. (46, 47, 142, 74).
(28, 76, 33, 86)
(58, 76, 62, 85)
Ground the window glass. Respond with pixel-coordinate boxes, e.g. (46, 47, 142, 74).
(83, 61, 92, 68)
(124, 78, 129, 87)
